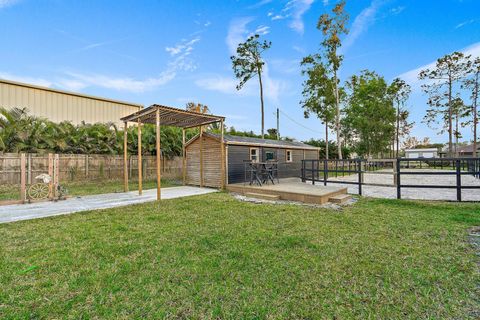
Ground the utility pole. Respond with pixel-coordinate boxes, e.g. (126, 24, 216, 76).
(276, 108, 280, 140)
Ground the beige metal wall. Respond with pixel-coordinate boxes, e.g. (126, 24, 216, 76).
(0, 79, 142, 127)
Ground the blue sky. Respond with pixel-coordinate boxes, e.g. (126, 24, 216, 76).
(0, 0, 479, 143)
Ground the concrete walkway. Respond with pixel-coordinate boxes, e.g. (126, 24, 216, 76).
(0, 186, 217, 224)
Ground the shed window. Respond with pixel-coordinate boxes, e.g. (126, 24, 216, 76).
(265, 151, 275, 161)
(250, 148, 260, 162)
(286, 150, 293, 163)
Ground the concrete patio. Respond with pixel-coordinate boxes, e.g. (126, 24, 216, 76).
(0, 186, 217, 224)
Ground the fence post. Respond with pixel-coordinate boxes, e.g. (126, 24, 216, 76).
(301, 160, 305, 182)
(312, 160, 315, 185)
(393, 159, 398, 186)
(27, 153, 32, 185)
(48, 153, 54, 199)
(456, 159, 461, 202)
(20, 153, 26, 203)
(54, 154, 59, 198)
(85, 154, 89, 178)
(323, 159, 328, 186)
(396, 158, 401, 199)
(358, 159, 362, 196)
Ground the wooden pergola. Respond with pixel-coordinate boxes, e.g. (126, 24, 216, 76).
(120, 104, 226, 200)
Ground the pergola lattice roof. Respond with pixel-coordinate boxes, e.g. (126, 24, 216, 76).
(120, 104, 225, 128)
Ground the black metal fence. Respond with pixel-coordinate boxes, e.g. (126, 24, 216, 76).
(301, 157, 480, 202)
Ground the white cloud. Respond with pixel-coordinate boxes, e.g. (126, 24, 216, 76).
(0, 72, 52, 87)
(60, 37, 200, 93)
(287, 0, 314, 34)
(341, 0, 384, 53)
(226, 17, 254, 55)
(56, 79, 88, 91)
(455, 19, 475, 29)
(195, 64, 286, 103)
(261, 64, 284, 103)
(1, 32, 202, 94)
(248, 0, 273, 9)
(271, 15, 284, 21)
(270, 58, 300, 75)
(78, 38, 126, 52)
(390, 6, 405, 15)
(0, 0, 19, 9)
(165, 37, 200, 56)
(323, 0, 329, 5)
(268, 0, 314, 34)
(292, 45, 305, 54)
(61, 71, 176, 93)
(398, 42, 480, 86)
(195, 75, 246, 95)
(254, 25, 270, 35)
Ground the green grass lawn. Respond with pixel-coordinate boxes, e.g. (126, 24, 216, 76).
(0, 193, 479, 318)
(0, 179, 178, 201)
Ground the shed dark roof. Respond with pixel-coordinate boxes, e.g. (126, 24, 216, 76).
(207, 133, 319, 150)
(458, 144, 480, 153)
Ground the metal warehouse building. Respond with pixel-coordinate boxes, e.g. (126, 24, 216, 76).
(0, 78, 142, 127)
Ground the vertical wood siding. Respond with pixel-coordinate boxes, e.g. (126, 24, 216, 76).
(185, 135, 222, 188)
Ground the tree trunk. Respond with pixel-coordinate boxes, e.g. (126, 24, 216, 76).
(396, 102, 400, 158)
(258, 70, 265, 139)
(455, 111, 459, 157)
(325, 120, 329, 160)
(474, 72, 479, 158)
(448, 77, 453, 157)
(333, 70, 342, 159)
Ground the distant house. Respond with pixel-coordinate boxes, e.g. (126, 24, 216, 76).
(404, 148, 438, 159)
(457, 144, 480, 157)
(184, 133, 320, 187)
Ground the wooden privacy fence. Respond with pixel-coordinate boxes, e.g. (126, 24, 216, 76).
(0, 153, 183, 185)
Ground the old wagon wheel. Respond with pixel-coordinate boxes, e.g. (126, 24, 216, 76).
(28, 183, 50, 200)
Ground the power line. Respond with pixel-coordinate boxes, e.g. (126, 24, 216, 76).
(278, 108, 323, 135)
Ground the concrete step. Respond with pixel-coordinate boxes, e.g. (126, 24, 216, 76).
(245, 192, 281, 201)
(328, 194, 352, 204)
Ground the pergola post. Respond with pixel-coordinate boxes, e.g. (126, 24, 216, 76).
(156, 108, 161, 200)
(20, 153, 26, 203)
(182, 128, 186, 185)
(220, 119, 225, 189)
(137, 119, 142, 195)
(199, 125, 204, 188)
(123, 121, 129, 192)
(120, 104, 225, 193)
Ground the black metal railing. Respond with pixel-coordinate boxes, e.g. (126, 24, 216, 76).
(302, 159, 365, 195)
(395, 157, 480, 201)
(301, 157, 480, 202)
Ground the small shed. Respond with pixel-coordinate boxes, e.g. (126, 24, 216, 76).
(405, 148, 438, 159)
(185, 133, 320, 187)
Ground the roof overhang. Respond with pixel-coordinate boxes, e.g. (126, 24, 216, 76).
(121, 104, 225, 128)
(405, 148, 438, 152)
(225, 140, 320, 150)
(185, 132, 320, 151)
